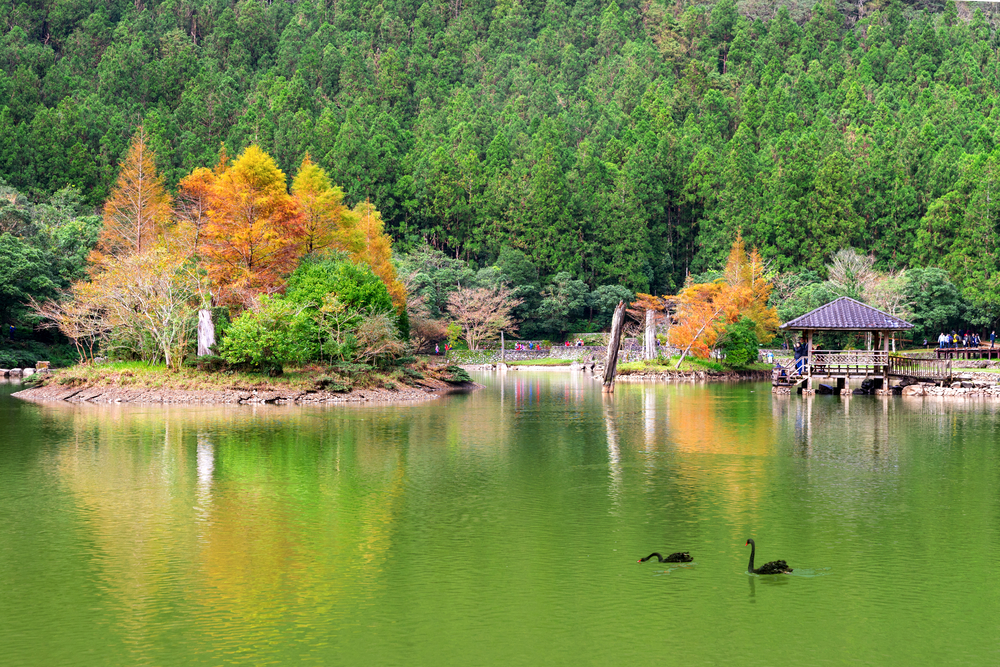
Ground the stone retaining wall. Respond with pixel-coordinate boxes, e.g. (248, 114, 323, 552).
(450, 344, 683, 364)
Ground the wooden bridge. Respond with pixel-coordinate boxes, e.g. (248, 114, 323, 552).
(935, 347, 1000, 361)
(888, 355, 953, 383)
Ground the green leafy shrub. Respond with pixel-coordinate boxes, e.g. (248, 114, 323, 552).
(314, 375, 350, 392)
(286, 254, 394, 313)
(721, 317, 760, 368)
(443, 365, 472, 383)
(219, 296, 316, 372)
(402, 367, 424, 380)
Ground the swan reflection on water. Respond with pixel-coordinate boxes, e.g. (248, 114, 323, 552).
(649, 563, 696, 576)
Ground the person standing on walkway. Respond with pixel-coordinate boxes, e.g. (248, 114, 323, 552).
(793, 339, 807, 374)
(992, 331, 996, 349)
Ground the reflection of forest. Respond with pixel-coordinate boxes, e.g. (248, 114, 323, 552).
(28, 381, 1000, 662)
(36, 392, 528, 660)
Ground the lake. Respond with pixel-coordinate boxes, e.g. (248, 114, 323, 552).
(2, 372, 999, 666)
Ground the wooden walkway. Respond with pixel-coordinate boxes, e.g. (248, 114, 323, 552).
(888, 355, 952, 383)
(935, 347, 1000, 360)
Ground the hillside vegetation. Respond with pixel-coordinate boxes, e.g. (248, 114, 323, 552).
(2, 0, 1000, 321)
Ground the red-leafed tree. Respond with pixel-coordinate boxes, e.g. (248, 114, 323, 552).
(668, 233, 779, 366)
(173, 167, 215, 257)
(446, 284, 523, 350)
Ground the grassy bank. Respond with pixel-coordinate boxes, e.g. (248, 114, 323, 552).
(33, 359, 471, 393)
(507, 358, 574, 367)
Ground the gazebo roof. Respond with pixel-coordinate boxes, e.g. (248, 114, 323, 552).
(780, 296, 913, 331)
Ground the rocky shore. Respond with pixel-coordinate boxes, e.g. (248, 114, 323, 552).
(12, 379, 480, 405)
(899, 379, 1000, 398)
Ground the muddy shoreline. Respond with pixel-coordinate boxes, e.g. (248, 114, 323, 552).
(12, 380, 481, 405)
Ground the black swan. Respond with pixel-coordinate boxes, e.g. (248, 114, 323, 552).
(745, 538, 792, 574)
(638, 552, 693, 563)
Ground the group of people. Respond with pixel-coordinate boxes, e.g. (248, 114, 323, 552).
(935, 330, 996, 349)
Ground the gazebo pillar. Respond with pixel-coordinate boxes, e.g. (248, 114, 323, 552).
(882, 329, 889, 389)
(806, 329, 814, 391)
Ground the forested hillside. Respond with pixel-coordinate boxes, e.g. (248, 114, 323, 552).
(3, 0, 1000, 319)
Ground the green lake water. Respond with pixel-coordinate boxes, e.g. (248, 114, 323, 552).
(2, 372, 1000, 666)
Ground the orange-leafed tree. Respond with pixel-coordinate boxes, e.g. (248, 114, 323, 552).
(202, 145, 304, 304)
(95, 125, 172, 260)
(668, 233, 779, 366)
(669, 281, 729, 364)
(173, 167, 215, 257)
(720, 233, 779, 344)
(627, 292, 675, 326)
(291, 155, 362, 256)
(351, 200, 406, 309)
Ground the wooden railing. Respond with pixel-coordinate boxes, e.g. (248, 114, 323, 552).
(889, 355, 952, 382)
(772, 360, 803, 386)
(810, 350, 888, 367)
(807, 350, 888, 377)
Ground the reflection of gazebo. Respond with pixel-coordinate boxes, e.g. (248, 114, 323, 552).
(778, 297, 914, 394)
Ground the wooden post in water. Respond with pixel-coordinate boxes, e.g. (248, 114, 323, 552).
(603, 301, 626, 393)
(501, 330, 505, 363)
(644, 309, 656, 360)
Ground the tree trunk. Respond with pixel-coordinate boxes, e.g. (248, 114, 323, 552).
(198, 309, 216, 356)
(602, 301, 626, 393)
(644, 309, 656, 360)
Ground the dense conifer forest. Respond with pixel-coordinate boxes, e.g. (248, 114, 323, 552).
(3, 0, 1000, 354)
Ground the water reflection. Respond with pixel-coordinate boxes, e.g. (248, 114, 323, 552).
(603, 394, 623, 510)
(5, 378, 1000, 666)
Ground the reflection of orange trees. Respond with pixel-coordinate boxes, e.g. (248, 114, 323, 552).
(666, 391, 773, 456)
(43, 404, 415, 655)
(657, 387, 775, 517)
(49, 407, 198, 655)
(42, 399, 516, 656)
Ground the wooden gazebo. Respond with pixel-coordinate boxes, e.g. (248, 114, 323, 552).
(779, 297, 914, 394)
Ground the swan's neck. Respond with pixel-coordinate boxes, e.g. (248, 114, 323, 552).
(645, 552, 665, 563)
(747, 543, 755, 573)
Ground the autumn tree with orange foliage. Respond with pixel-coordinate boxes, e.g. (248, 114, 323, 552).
(202, 146, 304, 305)
(720, 234, 780, 344)
(669, 281, 729, 365)
(351, 200, 406, 309)
(173, 167, 215, 257)
(95, 125, 172, 260)
(669, 234, 779, 367)
(291, 155, 361, 256)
